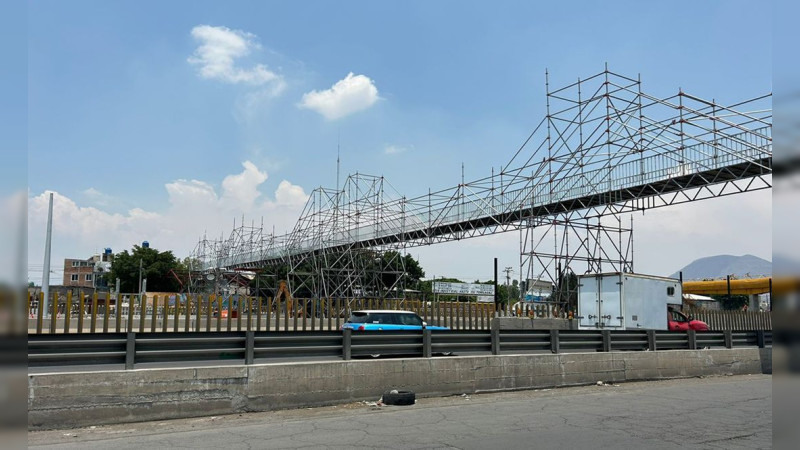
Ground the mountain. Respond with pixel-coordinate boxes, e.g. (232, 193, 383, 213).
(670, 254, 772, 280)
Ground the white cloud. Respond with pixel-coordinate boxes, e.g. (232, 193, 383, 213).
(82, 187, 114, 206)
(188, 25, 283, 87)
(221, 161, 268, 210)
(27, 162, 310, 286)
(384, 144, 411, 155)
(274, 180, 309, 206)
(299, 72, 380, 120)
(166, 179, 219, 210)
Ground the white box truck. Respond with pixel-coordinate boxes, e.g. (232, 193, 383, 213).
(577, 272, 682, 330)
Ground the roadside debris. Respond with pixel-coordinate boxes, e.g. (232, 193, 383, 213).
(364, 400, 384, 409)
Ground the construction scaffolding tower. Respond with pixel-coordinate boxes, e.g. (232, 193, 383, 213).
(191, 67, 771, 304)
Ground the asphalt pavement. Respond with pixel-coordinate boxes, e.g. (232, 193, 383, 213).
(28, 374, 772, 450)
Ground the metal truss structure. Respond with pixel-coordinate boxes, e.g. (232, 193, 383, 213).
(192, 68, 772, 301)
(283, 174, 412, 299)
(520, 211, 634, 310)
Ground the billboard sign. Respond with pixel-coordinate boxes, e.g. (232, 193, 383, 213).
(433, 282, 495, 296)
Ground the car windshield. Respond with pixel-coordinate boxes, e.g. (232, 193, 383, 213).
(669, 309, 687, 322)
(347, 312, 372, 323)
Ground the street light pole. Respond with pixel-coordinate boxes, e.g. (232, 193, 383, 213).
(42, 193, 54, 317)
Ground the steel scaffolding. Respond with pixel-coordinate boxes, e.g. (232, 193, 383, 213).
(192, 68, 772, 301)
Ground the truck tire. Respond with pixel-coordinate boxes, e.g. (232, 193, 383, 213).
(382, 390, 416, 406)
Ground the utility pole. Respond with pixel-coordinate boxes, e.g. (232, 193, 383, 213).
(504, 266, 512, 308)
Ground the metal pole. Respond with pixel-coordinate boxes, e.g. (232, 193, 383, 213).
(115, 278, 121, 332)
(141, 278, 147, 324)
(727, 275, 731, 296)
(769, 278, 772, 312)
(493, 258, 498, 311)
(504, 266, 512, 312)
(42, 193, 54, 318)
(138, 259, 143, 295)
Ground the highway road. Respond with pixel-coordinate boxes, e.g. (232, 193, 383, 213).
(29, 374, 771, 449)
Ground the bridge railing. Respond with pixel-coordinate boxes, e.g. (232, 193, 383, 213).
(239, 131, 770, 262)
(28, 328, 772, 369)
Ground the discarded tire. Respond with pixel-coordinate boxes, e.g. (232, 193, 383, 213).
(382, 390, 416, 406)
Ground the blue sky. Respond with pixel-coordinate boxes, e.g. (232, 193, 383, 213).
(23, 1, 774, 285)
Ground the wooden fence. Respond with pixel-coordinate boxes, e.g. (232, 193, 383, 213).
(27, 291, 497, 334)
(27, 292, 772, 334)
(686, 309, 772, 331)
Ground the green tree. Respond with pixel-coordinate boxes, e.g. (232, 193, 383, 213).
(109, 245, 182, 293)
(495, 280, 520, 306)
(178, 256, 203, 272)
(710, 294, 749, 310)
(378, 251, 425, 292)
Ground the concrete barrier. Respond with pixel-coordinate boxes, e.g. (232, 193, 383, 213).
(28, 347, 770, 430)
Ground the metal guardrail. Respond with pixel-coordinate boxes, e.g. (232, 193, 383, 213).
(28, 329, 772, 370)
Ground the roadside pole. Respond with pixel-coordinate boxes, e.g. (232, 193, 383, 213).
(494, 258, 498, 314)
(41, 193, 54, 318)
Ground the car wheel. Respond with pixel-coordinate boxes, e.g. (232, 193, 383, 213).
(382, 390, 415, 406)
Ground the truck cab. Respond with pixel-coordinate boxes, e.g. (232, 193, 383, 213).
(667, 306, 709, 331)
